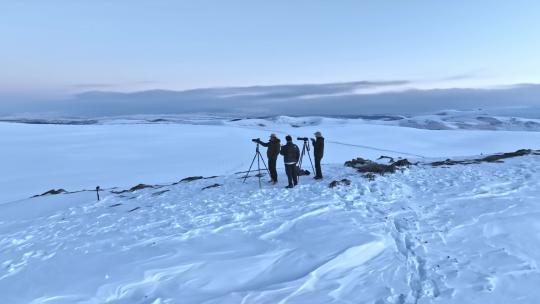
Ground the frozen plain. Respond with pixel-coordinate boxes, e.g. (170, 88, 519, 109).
(0, 115, 540, 303)
(1, 115, 540, 203)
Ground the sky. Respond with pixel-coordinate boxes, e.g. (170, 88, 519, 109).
(1, 0, 540, 99)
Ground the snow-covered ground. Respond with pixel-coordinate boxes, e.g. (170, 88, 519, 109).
(1, 152, 539, 303)
(1, 115, 540, 303)
(1, 115, 540, 203)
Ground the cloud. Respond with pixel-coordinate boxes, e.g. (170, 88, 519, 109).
(441, 71, 483, 81)
(217, 80, 410, 99)
(4, 81, 540, 118)
(68, 81, 158, 89)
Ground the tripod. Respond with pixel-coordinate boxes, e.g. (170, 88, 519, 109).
(243, 142, 270, 188)
(298, 139, 315, 178)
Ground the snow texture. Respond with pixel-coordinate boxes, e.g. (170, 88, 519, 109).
(1, 154, 540, 303)
(1, 115, 540, 303)
(2, 114, 540, 204)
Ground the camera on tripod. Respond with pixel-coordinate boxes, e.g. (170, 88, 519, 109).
(243, 138, 269, 188)
(297, 137, 308, 141)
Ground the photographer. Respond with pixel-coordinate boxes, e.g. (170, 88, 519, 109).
(280, 135, 300, 188)
(311, 131, 324, 179)
(255, 134, 281, 184)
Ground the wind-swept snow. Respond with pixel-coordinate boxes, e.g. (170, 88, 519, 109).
(1, 153, 540, 303)
(2, 116, 540, 203)
(1, 113, 540, 303)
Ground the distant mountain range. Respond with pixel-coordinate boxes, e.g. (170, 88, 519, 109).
(1, 82, 540, 118)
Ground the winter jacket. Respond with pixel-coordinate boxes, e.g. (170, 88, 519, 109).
(280, 142, 300, 164)
(259, 138, 281, 159)
(311, 137, 324, 159)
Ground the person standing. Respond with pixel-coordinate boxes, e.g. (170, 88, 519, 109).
(256, 134, 281, 184)
(311, 131, 324, 179)
(280, 135, 300, 188)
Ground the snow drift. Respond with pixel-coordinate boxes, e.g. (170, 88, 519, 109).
(1, 151, 540, 303)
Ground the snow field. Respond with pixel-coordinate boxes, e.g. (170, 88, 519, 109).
(1, 118, 539, 204)
(1, 154, 539, 303)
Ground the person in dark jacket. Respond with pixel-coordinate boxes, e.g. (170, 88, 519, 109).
(280, 135, 300, 188)
(311, 131, 324, 179)
(256, 134, 281, 184)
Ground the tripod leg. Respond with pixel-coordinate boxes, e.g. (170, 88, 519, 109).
(243, 152, 258, 183)
(307, 148, 315, 173)
(257, 152, 262, 188)
(298, 145, 306, 170)
(259, 152, 270, 175)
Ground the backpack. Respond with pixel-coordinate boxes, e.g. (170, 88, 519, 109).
(296, 166, 311, 176)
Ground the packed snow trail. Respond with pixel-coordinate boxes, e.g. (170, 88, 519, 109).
(1, 155, 540, 303)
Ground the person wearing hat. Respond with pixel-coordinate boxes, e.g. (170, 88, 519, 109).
(255, 134, 281, 184)
(311, 131, 325, 179)
(280, 135, 300, 188)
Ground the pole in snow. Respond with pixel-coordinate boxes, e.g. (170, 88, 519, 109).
(96, 186, 100, 201)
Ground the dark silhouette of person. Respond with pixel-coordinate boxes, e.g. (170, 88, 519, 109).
(311, 131, 324, 179)
(256, 134, 281, 184)
(280, 135, 300, 188)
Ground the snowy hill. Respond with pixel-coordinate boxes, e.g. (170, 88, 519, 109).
(1, 151, 540, 303)
(2, 115, 540, 204)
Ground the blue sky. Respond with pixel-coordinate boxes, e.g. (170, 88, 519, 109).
(1, 1, 539, 98)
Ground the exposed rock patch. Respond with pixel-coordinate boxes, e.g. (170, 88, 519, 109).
(329, 179, 352, 188)
(345, 157, 412, 176)
(202, 183, 222, 190)
(176, 176, 204, 183)
(430, 149, 535, 167)
(377, 155, 395, 163)
(152, 190, 170, 196)
(112, 184, 158, 194)
(33, 189, 68, 197)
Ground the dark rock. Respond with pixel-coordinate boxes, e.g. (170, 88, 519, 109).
(178, 176, 204, 183)
(345, 157, 405, 175)
(431, 159, 475, 167)
(33, 189, 67, 197)
(152, 190, 170, 196)
(345, 156, 417, 176)
(344, 157, 371, 168)
(128, 207, 141, 212)
(129, 184, 155, 192)
(393, 159, 413, 167)
(431, 149, 534, 167)
(329, 179, 351, 188)
(111, 183, 157, 194)
(202, 183, 222, 190)
(480, 149, 531, 162)
(377, 155, 395, 163)
(363, 173, 376, 181)
(357, 163, 396, 174)
(109, 203, 123, 207)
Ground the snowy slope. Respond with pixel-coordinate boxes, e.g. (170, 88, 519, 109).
(2, 117, 540, 204)
(1, 153, 540, 303)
